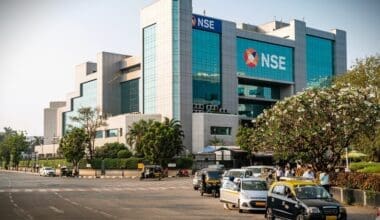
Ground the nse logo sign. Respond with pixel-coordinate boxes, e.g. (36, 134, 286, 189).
(244, 48, 287, 71)
(192, 14, 221, 33)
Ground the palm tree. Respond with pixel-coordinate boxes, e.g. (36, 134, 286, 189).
(163, 117, 185, 155)
(126, 119, 153, 156)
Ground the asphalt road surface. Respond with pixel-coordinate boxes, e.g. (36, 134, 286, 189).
(0, 171, 377, 220)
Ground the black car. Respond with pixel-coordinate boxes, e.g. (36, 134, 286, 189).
(266, 180, 347, 220)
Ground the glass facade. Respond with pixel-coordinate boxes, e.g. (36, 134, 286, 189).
(143, 24, 156, 114)
(172, 0, 180, 119)
(306, 35, 334, 87)
(238, 103, 273, 118)
(120, 79, 139, 113)
(192, 29, 221, 105)
(63, 80, 97, 133)
(238, 84, 280, 100)
(236, 37, 293, 82)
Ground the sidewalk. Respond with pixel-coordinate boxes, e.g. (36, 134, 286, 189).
(345, 205, 377, 220)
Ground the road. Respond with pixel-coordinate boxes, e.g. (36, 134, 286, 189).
(0, 171, 377, 220)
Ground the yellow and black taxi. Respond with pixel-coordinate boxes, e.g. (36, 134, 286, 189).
(266, 180, 347, 220)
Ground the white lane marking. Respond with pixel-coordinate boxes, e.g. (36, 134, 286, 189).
(0, 189, 4, 192)
(24, 189, 33, 192)
(38, 189, 47, 192)
(49, 206, 64, 214)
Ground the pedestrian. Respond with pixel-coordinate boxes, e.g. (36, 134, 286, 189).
(319, 172, 330, 192)
(284, 166, 291, 177)
(302, 166, 315, 179)
(275, 166, 283, 181)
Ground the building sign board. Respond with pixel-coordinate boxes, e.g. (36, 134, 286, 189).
(192, 14, 221, 33)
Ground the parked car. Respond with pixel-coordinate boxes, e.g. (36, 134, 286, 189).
(266, 180, 347, 220)
(220, 177, 268, 213)
(222, 169, 253, 182)
(244, 165, 274, 178)
(39, 167, 56, 177)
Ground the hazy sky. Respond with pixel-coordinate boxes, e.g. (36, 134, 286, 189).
(0, 0, 379, 136)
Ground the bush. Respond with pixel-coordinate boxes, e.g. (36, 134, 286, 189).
(125, 157, 144, 169)
(330, 172, 380, 191)
(175, 157, 193, 169)
(95, 142, 127, 159)
(117, 149, 132, 159)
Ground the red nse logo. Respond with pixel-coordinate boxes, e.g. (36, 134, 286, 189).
(244, 48, 259, 68)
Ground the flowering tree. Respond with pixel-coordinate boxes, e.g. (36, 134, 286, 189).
(250, 85, 379, 172)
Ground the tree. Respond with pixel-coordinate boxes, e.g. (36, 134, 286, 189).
(140, 118, 184, 166)
(70, 107, 107, 160)
(0, 127, 28, 169)
(58, 128, 87, 175)
(236, 126, 255, 152)
(126, 119, 154, 156)
(249, 85, 379, 172)
(95, 142, 130, 159)
(334, 55, 380, 161)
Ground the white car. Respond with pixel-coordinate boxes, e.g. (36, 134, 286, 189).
(39, 167, 56, 176)
(222, 169, 253, 183)
(220, 178, 268, 213)
(244, 165, 274, 178)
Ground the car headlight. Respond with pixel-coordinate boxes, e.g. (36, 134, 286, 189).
(307, 207, 321, 214)
(339, 207, 346, 213)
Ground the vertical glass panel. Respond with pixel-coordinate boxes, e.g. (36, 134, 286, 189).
(192, 29, 221, 105)
(306, 35, 334, 87)
(236, 37, 293, 82)
(63, 80, 97, 134)
(121, 79, 139, 113)
(143, 24, 156, 114)
(172, 0, 180, 119)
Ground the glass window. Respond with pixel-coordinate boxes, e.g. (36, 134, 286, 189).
(210, 126, 231, 135)
(272, 185, 285, 195)
(63, 80, 97, 134)
(236, 37, 293, 82)
(238, 84, 280, 99)
(192, 29, 221, 105)
(105, 129, 119, 138)
(143, 24, 156, 114)
(95, 131, 103, 139)
(238, 103, 273, 118)
(306, 35, 334, 87)
(121, 79, 139, 113)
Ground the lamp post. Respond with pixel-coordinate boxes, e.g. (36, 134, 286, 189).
(345, 147, 350, 172)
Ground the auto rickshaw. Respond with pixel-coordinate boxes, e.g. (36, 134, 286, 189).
(60, 166, 73, 177)
(199, 168, 223, 198)
(140, 165, 164, 180)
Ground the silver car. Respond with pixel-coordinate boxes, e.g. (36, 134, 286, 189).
(220, 178, 268, 213)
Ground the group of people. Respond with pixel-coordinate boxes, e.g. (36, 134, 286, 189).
(266, 163, 330, 192)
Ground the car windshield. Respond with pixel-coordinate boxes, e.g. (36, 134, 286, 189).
(248, 168, 261, 173)
(207, 171, 222, 180)
(242, 180, 267, 191)
(228, 171, 245, 178)
(45, 167, 53, 170)
(295, 186, 331, 199)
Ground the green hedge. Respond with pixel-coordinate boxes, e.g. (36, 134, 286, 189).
(350, 162, 380, 173)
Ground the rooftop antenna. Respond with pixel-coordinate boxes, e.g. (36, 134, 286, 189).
(203, 9, 206, 16)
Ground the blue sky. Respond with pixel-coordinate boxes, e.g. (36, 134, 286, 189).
(0, 0, 379, 136)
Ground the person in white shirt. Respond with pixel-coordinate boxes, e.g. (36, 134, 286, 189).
(319, 172, 330, 192)
(302, 167, 315, 179)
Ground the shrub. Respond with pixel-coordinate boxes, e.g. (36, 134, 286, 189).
(175, 157, 193, 169)
(117, 149, 132, 159)
(125, 157, 144, 169)
(330, 172, 380, 191)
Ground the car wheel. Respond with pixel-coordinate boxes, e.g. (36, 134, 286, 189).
(266, 208, 275, 220)
(296, 214, 305, 220)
